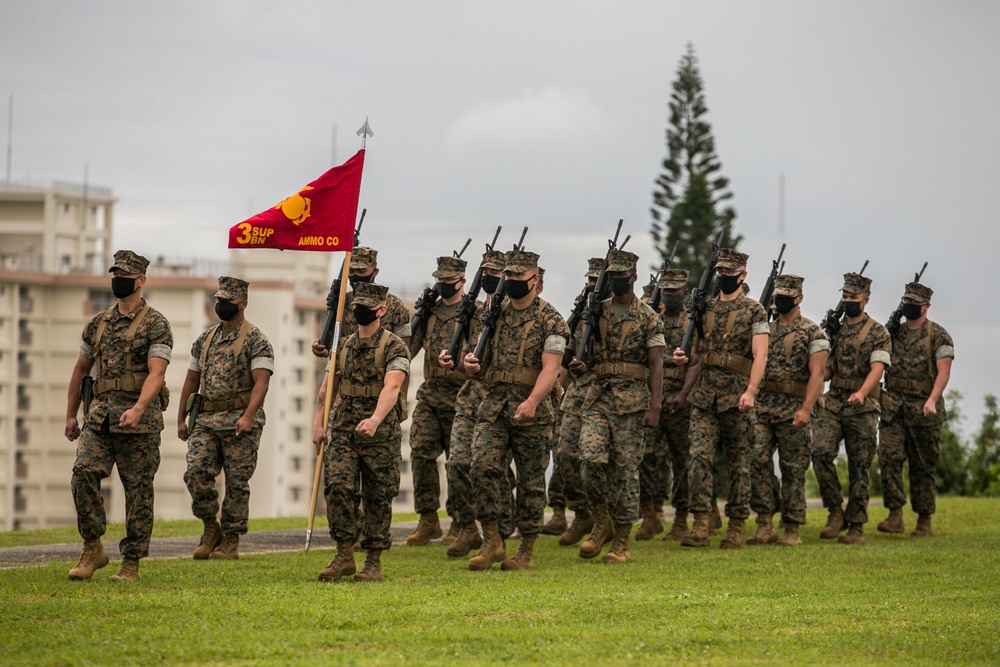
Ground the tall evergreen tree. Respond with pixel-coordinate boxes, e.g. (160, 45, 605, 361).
(651, 43, 741, 279)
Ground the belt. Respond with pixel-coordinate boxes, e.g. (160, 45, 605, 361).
(94, 372, 147, 395)
(424, 365, 468, 382)
(483, 367, 540, 387)
(592, 362, 648, 380)
(885, 377, 934, 394)
(702, 351, 753, 377)
(201, 391, 253, 412)
(663, 366, 686, 381)
(339, 381, 383, 399)
(830, 376, 881, 400)
(761, 379, 808, 399)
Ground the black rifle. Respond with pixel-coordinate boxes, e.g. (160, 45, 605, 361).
(758, 242, 787, 321)
(410, 238, 473, 335)
(820, 259, 869, 339)
(472, 226, 528, 361)
(575, 219, 631, 365)
(80, 376, 93, 415)
(679, 231, 725, 358)
(185, 393, 203, 435)
(447, 227, 502, 361)
(318, 209, 366, 351)
(886, 262, 929, 339)
(649, 240, 680, 312)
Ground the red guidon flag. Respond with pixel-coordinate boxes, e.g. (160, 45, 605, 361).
(229, 149, 365, 251)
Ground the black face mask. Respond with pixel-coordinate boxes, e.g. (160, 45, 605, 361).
(903, 303, 924, 320)
(843, 301, 864, 318)
(662, 294, 685, 311)
(481, 275, 501, 295)
(773, 295, 797, 315)
(349, 273, 373, 289)
(717, 274, 742, 296)
(215, 301, 241, 322)
(610, 277, 632, 297)
(437, 281, 460, 299)
(111, 277, 137, 299)
(505, 277, 533, 300)
(353, 305, 380, 326)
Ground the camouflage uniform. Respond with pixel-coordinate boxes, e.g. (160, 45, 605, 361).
(812, 273, 891, 526)
(751, 275, 830, 525)
(342, 247, 411, 341)
(879, 282, 954, 517)
(72, 250, 173, 560)
(184, 277, 274, 536)
(324, 283, 410, 551)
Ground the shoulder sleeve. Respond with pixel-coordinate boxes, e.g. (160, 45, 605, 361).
(249, 327, 275, 372)
(933, 322, 955, 360)
(385, 334, 411, 374)
(870, 323, 892, 366)
(79, 314, 102, 360)
(644, 304, 665, 348)
(388, 295, 412, 339)
(542, 303, 570, 354)
(188, 328, 209, 372)
(749, 300, 769, 336)
(807, 323, 831, 356)
(147, 310, 173, 362)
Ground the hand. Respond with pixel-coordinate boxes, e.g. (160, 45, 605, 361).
(312, 427, 327, 455)
(642, 407, 661, 428)
(923, 398, 938, 417)
(568, 359, 587, 376)
(672, 394, 689, 413)
(463, 353, 481, 375)
(672, 348, 689, 366)
(235, 414, 253, 437)
(513, 397, 538, 422)
(792, 407, 811, 428)
(119, 405, 144, 429)
(356, 416, 381, 437)
(65, 417, 81, 442)
(438, 349, 454, 370)
(847, 391, 865, 407)
(311, 339, 330, 358)
(178, 421, 190, 441)
(738, 391, 755, 412)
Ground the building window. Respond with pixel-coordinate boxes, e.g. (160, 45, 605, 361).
(14, 487, 26, 513)
(18, 320, 32, 345)
(297, 340, 305, 354)
(63, 203, 70, 214)
(19, 286, 33, 313)
(16, 418, 28, 445)
(294, 398, 303, 413)
(291, 457, 302, 472)
(290, 487, 301, 502)
(17, 386, 30, 411)
(18, 352, 31, 379)
(298, 311, 307, 326)
(295, 368, 304, 383)
(292, 427, 302, 442)
(15, 452, 27, 479)
(88, 289, 114, 314)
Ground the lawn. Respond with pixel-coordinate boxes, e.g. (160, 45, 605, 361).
(1, 498, 997, 666)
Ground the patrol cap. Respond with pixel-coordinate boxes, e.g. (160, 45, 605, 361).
(641, 282, 654, 300)
(215, 276, 249, 301)
(433, 256, 467, 279)
(481, 250, 506, 272)
(716, 248, 749, 271)
(841, 272, 872, 295)
(586, 257, 604, 278)
(658, 267, 689, 290)
(350, 246, 378, 270)
(353, 282, 389, 308)
(537, 267, 545, 278)
(108, 250, 150, 275)
(503, 250, 540, 274)
(606, 250, 639, 273)
(772, 274, 804, 297)
(903, 281, 933, 304)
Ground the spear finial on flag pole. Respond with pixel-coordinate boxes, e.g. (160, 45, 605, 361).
(356, 117, 373, 149)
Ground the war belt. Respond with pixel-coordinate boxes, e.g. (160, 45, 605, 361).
(702, 351, 753, 377)
(761, 379, 808, 399)
(201, 390, 253, 412)
(884, 377, 934, 394)
(483, 367, 540, 387)
(592, 362, 648, 380)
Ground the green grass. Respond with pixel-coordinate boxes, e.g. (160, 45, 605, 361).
(1, 498, 998, 666)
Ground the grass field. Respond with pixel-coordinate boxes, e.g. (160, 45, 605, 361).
(2, 498, 998, 666)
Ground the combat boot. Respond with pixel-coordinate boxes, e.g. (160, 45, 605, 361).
(501, 534, 536, 571)
(681, 512, 711, 548)
(911, 514, 933, 537)
(778, 523, 802, 547)
(709, 503, 723, 532)
(746, 514, 778, 546)
(193, 518, 223, 559)
(209, 533, 239, 560)
(635, 500, 664, 541)
(663, 511, 689, 541)
(468, 521, 506, 571)
(405, 512, 443, 546)
(109, 558, 140, 582)
(558, 509, 594, 546)
(354, 550, 382, 582)
(540, 507, 567, 536)
(655, 502, 667, 527)
(819, 505, 846, 539)
(446, 523, 483, 558)
(318, 540, 356, 582)
(720, 518, 746, 550)
(578, 504, 613, 559)
(352, 506, 364, 550)
(878, 508, 905, 534)
(602, 524, 632, 564)
(68, 538, 109, 580)
(838, 523, 865, 545)
(441, 521, 462, 546)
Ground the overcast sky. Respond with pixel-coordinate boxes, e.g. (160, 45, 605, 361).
(2, 0, 997, 429)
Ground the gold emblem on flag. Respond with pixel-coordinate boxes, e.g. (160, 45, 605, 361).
(275, 186, 313, 225)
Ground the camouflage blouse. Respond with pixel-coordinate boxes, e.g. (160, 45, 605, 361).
(757, 314, 829, 420)
(882, 319, 954, 423)
(824, 313, 891, 417)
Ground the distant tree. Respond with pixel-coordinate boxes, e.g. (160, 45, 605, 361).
(967, 394, 1000, 496)
(650, 42, 741, 280)
(936, 390, 969, 495)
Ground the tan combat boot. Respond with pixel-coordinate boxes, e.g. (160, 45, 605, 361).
(354, 550, 383, 582)
(778, 523, 802, 547)
(68, 538, 110, 580)
(318, 540, 356, 582)
(819, 505, 846, 539)
(193, 518, 223, 559)
(109, 558, 141, 582)
(501, 534, 536, 571)
(709, 503, 723, 532)
(602, 524, 632, 564)
(209, 534, 239, 560)
(720, 518, 746, 550)
(681, 513, 712, 548)
(746, 514, 778, 546)
(911, 514, 933, 537)
(446, 524, 483, 558)
(558, 509, 594, 546)
(635, 500, 664, 541)
(405, 512, 443, 546)
(441, 521, 462, 546)
(663, 511, 689, 541)
(540, 507, 568, 536)
(878, 508, 905, 534)
(468, 521, 506, 571)
(655, 503, 667, 527)
(578, 504, 613, 559)
(838, 522, 865, 544)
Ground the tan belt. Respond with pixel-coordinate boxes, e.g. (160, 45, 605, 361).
(424, 365, 468, 382)
(885, 377, 934, 394)
(663, 366, 686, 381)
(339, 381, 384, 399)
(702, 351, 753, 377)
(483, 367, 540, 387)
(761, 379, 808, 399)
(592, 362, 648, 380)
(830, 376, 881, 400)
(202, 391, 252, 412)
(94, 372, 148, 395)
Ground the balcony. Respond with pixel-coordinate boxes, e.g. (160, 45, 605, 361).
(18, 359, 31, 380)
(18, 323, 32, 346)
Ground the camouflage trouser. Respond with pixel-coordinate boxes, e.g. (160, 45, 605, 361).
(812, 409, 878, 524)
(184, 424, 262, 535)
(408, 400, 456, 516)
(324, 432, 401, 551)
(640, 405, 690, 510)
(448, 408, 514, 534)
(751, 416, 812, 525)
(71, 419, 161, 559)
(580, 406, 646, 526)
(879, 406, 943, 516)
(688, 405, 753, 519)
(555, 411, 590, 513)
(547, 420, 566, 509)
(471, 407, 549, 536)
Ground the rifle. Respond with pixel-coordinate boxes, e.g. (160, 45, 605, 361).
(820, 259, 869, 338)
(679, 231, 725, 358)
(318, 209, 366, 351)
(447, 227, 502, 362)
(80, 376, 93, 415)
(185, 392, 202, 435)
(472, 226, 528, 361)
(649, 240, 679, 312)
(758, 242, 787, 320)
(409, 238, 473, 335)
(886, 262, 929, 339)
(575, 219, 631, 365)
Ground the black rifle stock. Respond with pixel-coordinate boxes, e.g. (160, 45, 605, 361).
(185, 392, 202, 435)
(318, 209, 366, 350)
(472, 227, 528, 361)
(679, 232, 725, 358)
(447, 227, 502, 361)
(886, 262, 929, 339)
(80, 376, 93, 416)
(820, 259, 869, 338)
(574, 219, 628, 365)
(759, 242, 787, 320)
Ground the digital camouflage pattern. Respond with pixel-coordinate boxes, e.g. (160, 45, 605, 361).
(109, 249, 150, 274)
(823, 314, 891, 418)
(756, 315, 829, 421)
(555, 319, 597, 514)
(341, 289, 411, 340)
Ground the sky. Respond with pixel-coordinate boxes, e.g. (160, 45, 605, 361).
(2, 0, 997, 431)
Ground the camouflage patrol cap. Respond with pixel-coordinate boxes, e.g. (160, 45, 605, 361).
(215, 276, 249, 301)
(841, 272, 872, 295)
(658, 267, 689, 290)
(108, 249, 150, 275)
(537, 267, 545, 276)
(586, 257, 604, 278)
(903, 281, 933, 304)
(353, 281, 389, 308)
(433, 256, 467, 279)
(641, 282, 654, 300)
(481, 250, 506, 272)
(606, 250, 639, 273)
(772, 274, 804, 297)
(716, 248, 749, 271)
(504, 250, 540, 274)
(350, 246, 378, 270)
